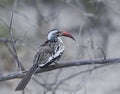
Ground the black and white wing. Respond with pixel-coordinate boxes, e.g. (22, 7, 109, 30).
(15, 45, 53, 91)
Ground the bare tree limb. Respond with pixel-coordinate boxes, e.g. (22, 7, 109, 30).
(0, 57, 120, 81)
(0, 37, 18, 43)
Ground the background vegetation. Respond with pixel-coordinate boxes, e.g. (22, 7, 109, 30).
(0, 0, 120, 94)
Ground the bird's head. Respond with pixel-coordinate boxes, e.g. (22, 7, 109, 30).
(47, 29, 75, 41)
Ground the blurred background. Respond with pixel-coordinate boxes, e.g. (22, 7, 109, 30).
(0, 0, 120, 94)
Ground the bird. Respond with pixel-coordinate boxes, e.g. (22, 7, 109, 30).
(15, 29, 75, 91)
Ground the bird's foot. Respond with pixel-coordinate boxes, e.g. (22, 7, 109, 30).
(17, 67, 23, 73)
(54, 62, 59, 66)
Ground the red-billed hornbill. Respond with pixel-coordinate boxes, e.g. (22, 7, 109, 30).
(15, 29, 75, 91)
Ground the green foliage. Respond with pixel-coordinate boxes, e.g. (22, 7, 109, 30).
(0, 24, 9, 37)
(0, 0, 14, 5)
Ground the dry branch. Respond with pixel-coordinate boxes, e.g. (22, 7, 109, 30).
(0, 57, 120, 81)
(0, 38, 17, 43)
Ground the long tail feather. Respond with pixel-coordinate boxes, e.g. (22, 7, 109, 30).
(15, 64, 38, 91)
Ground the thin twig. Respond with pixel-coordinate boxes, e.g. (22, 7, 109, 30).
(96, 43, 107, 60)
(8, 0, 24, 70)
(5, 42, 25, 71)
(32, 77, 51, 90)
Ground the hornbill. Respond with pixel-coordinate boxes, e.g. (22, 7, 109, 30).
(15, 29, 75, 91)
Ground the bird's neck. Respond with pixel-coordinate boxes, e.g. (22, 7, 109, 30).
(50, 38, 63, 48)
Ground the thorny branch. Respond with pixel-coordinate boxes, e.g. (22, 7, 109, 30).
(0, 57, 120, 81)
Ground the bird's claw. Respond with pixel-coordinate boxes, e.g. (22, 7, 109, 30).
(54, 62, 59, 66)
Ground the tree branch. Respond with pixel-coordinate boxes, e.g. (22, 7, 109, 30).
(0, 57, 120, 81)
(0, 38, 18, 43)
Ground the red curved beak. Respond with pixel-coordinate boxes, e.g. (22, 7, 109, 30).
(61, 31, 75, 41)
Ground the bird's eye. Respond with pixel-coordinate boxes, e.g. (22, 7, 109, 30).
(56, 32, 60, 36)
